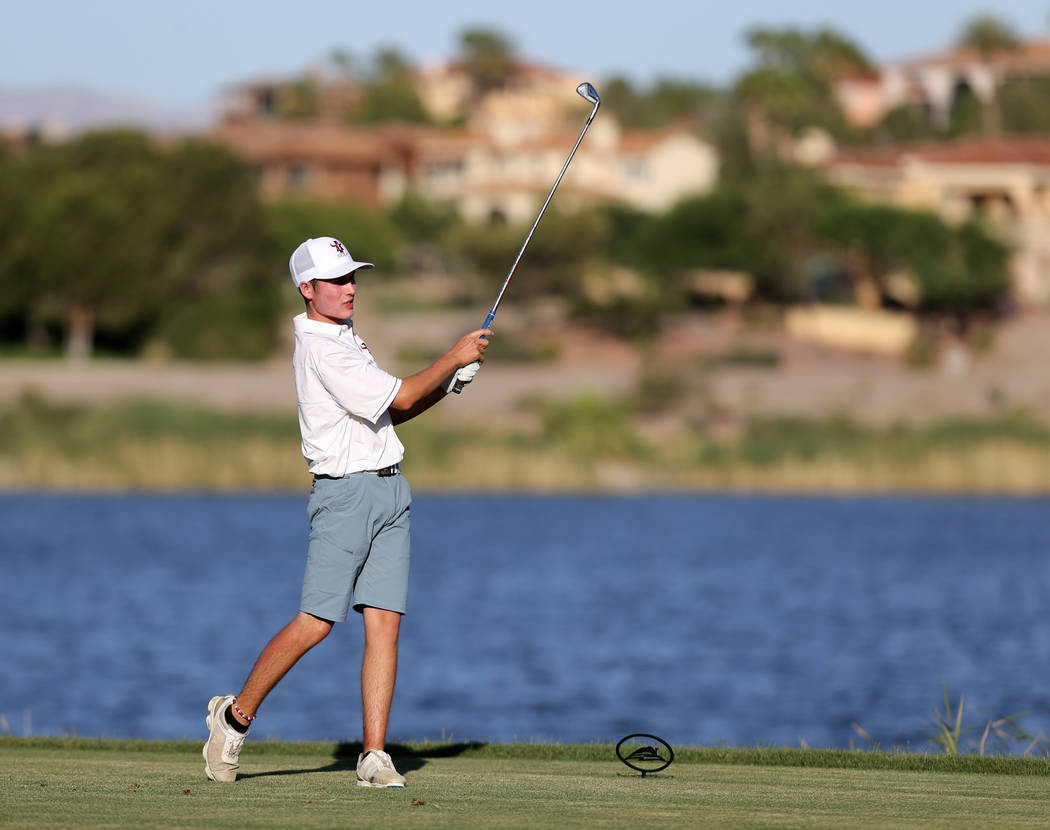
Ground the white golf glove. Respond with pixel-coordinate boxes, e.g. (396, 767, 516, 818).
(444, 361, 480, 393)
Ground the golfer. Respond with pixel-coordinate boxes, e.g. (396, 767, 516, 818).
(204, 235, 491, 787)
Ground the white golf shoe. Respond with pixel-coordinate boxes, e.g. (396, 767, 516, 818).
(356, 749, 406, 788)
(203, 695, 247, 783)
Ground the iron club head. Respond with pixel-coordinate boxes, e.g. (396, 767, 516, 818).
(576, 82, 600, 107)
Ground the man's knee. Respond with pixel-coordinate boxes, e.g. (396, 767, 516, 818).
(362, 607, 401, 643)
(295, 611, 335, 645)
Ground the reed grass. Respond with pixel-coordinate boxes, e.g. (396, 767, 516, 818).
(921, 688, 1049, 758)
(5, 394, 1050, 493)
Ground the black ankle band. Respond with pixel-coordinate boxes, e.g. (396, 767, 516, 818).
(225, 706, 249, 733)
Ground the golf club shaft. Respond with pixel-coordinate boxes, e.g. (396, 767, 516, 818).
(453, 85, 600, 393)
(486, 106, 598, 322)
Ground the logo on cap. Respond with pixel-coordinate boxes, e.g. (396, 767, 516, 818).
(331, 240, 346, 255)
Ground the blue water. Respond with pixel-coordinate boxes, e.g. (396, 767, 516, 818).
(2, 492, 1049, 752)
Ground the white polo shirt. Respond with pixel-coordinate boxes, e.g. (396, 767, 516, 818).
(292, 313, 404, 476)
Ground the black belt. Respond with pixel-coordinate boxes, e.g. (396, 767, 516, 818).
(315, 464, 400, 481)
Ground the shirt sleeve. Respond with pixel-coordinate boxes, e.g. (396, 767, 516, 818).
(308, 341, 402, 425)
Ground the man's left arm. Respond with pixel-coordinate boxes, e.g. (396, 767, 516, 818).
(387, 331, 488, 424)
(389, 383, 447, 425)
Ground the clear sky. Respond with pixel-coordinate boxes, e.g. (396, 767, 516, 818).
(2, 1, 1047, 106)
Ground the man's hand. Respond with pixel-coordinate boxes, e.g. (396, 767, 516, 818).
(443, 361, 480, 393)
(449, 328, 492, 367)
(446, 329, 491, 395)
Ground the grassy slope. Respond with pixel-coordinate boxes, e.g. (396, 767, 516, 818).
(2, 739, 1049, 829)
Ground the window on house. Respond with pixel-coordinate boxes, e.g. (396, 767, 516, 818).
(427, 159, 464, 178)
(288, 163, 308, 190)
(257, 89, 276, 116)
(623, 157, 646, 179)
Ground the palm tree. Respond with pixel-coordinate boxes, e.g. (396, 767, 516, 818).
(955, 15, 1021, 55)
(953, 14, 1023, 135)
(457, 28, 516, 98)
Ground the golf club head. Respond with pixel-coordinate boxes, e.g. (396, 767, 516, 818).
(576, 81, 600, 107)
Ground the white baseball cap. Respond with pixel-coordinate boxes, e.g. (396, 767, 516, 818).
(289, 236, 374, 288)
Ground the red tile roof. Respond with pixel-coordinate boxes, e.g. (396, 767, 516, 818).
(214, 121, 395, 164)
(213, 120, 488, 166)
(619, 127, 694, 153)
(832, 136, 1050, 167)
(896, 38, 1050, 73)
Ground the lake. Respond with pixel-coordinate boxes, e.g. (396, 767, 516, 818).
(2, 491, 1049, 752)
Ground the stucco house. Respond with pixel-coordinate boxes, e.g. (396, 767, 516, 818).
(834, 32, 1050, 129)
(212, 67, 719, 222)
(827, 136, 1050, 307)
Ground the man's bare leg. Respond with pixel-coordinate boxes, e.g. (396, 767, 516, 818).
(232, 611, 333, 724)
(361, 607, 401, 750)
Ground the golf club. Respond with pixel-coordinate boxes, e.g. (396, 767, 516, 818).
(453, 81, 601, 393)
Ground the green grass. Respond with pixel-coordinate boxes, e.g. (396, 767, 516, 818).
(2, 739, 1050, 829)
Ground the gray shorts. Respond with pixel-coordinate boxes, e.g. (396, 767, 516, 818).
(300, 472, 412, 622)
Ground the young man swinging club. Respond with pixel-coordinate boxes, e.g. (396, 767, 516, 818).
(203, 236, 491, 788)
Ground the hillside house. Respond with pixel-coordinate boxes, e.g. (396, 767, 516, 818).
(834, 33, 1050, 129)
(827, 136, 1050, 306)
(212, 66, 719, 222)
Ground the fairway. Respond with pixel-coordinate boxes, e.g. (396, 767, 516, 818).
(2, 739, 1050, 829)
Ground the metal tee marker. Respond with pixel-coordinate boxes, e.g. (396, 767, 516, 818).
(452, 82, 601, 393)
(616, 733, 674, 776)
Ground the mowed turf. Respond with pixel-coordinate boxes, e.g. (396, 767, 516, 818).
(2, 739, 1050, 829)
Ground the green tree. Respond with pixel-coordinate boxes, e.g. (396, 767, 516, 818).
(387, 190, 462, 272)
(265, 198, 402, 279)
(813, 196, 1010, 324)
(17, 131, 171, 358)
(639, 164, 837, 300)
(914, 220, 1011, 327)
(999, 75, 1050, 133)
(873, 103, 941, 144)
(625, 163, 1011, 325)
(1, 132, 278, 359)
(732, 26, 870, 155)
(457, 28, 516, 95)
(955, 14, 1021, 53)
(640, 188, 758, 274)
(815, 199, 948, 304)
(0, 147, 34, 344)
(947, 83, 985, 137)
(597, 204, 658, 272)
(354, 47, 429, 124)
(601, 75, 723, 128)
(389, 191, 460, 244)
(448, 208, 607, 298)
(281, 77, 321, 119)
(952, 14, 1023, 136)
(600, 77, 641, 122)
(152, 140, 279, 359)
(328, 48, 355, 79)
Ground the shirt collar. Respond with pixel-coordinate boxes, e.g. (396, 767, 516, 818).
(294, 312, 353, 336)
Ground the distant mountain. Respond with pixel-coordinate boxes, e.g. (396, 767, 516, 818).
(0, 83, 215, 136)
